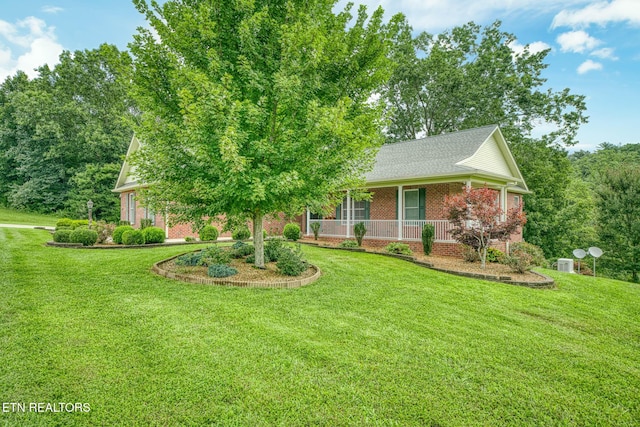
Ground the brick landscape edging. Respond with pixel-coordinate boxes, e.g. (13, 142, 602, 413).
(152, 253, 322, 289)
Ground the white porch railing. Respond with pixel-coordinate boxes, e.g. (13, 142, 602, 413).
(308, 219, 455, 242)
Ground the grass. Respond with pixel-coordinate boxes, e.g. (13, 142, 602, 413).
(0, 207, 58, 226)
(1, 228, 639, 426)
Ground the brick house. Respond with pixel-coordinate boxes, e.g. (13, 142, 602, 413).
(114, 125, 528, 254)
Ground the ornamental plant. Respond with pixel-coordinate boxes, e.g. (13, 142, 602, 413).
(444, 186, 526, 269)
(122, 229, 145, 245)
(113, 225, 134, 244)
(142, 226, 165, 244)
(283, 223, 301, 241)
(353, 222, 367, 247)
(69, 229, 98, 246)
(199, 225, 219, 242)
(310, 222, 321, 240)
(421, 223, 435, 255)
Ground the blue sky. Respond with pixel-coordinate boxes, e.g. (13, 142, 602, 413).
(0, 1, 638, 151)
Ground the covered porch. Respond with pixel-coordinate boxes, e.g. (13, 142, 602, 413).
(305, 218, 455, 242)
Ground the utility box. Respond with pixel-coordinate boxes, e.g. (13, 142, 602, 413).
(557, 258, 574, 273)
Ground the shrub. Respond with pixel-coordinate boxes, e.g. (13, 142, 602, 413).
(502, 242, 546, 273)
(175, 252, 205, 266)
(245, 254, 255, 264)
(199, 225, 219, 242)
(185, 236, 196, 242)
(283, 223, 301, 241)
(277, 246, 307, 276)
(385, 242, 413, 256)
(338, 240, 359, 248)
(231, 241, 254, 258)
(142, 226, 165, 244)
(118, 220, 131, 226)
(53, 229, 73, 243)
(353, 222, 367, 247)
(69, 228, 98, 246)
(310, 222, 321, 240)
(207, 264, 238, 278)
(113, 225, 134, 244)
(511, 242, 546, 267)
(56, 218, 73, 229)
(70, 219, 89, 230)
(486, 247, 504, 263)
(93, 221, 115, 244)
(461, 245, 480, 263)
(201, 246, 231, 265)
(232, 225, 251, 241)
(264, 238, 285, 262)
(421, 223, 435, 255)
(140, 218, 154, 229)
(122, 229, 145, 246)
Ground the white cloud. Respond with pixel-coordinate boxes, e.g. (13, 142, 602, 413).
(590, 47, 618, 60)
(577, 59, 603, 74)
(556, 30, 602, 53)
(509, 40, 551, 56)
(42, 6, 64, 14)
(552, 0, 640, 28)
(0, 17, 63, 81)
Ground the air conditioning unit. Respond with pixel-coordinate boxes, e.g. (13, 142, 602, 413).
(557, 258, 574, 273)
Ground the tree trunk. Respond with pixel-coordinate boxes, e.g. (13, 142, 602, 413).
(481, 246, 487, 269)
(253, 211, 265, 269)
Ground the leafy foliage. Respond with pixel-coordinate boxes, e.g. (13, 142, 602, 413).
(93, 221, 115, 244)
(385, 242, 413, 255)
(122, 229, 145, 246)
(201, 246, 231, 266)
(445, 186, 526, 268)
(485, 247, 505, 263)
(142, 226, 165, 244)
(501, 242, 545, 273)
(175, 252, 205, 267)
(421, 223, 435, 255)
(56, 218, 73, 229)
(353, 222, 367, 247)
(310, 222, 321, 240)
(52, 229, 73, 243)
(232, 226, 251, 242)
(283, 223, 301, 241)
(113, 225, 134, 245)
(207, 264, 238, 278)
(198, 225, 219, 242)
(231, 242, 255, 258)
(338, 240, 359, 248)
(140, 219, 154, 230)
(276, 246, 307, 276)
(264, 238, 286, 263)
(69, 228, 98, 246)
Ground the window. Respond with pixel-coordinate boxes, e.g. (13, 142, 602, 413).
(127, 193, 136, 224)
(404, 189, 420, 220)
(309, 212, 323, 220)
(144, 207, 155, 225)
(336, 198, 369, 221)
(514, 195, 521, 209)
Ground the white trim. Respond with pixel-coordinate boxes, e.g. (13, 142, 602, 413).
(403, 189, 420, 221)
(397, 185, 403, 240)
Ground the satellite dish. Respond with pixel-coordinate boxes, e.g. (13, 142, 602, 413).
(588, 247, 603, 258)
(573, 249, 587, 259)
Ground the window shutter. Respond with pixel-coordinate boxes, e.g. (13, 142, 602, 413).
(364, 200, 370, 220)
(419, 188, 426, 220)
(335, 204, 341, 220)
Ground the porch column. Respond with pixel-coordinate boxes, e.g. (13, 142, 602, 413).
(397, 185, 403, 240)
(306, 208, 311, 236)
(346, 191, 351, 238)
(500, 186, 507, 222)
(466, 180, 472, 190)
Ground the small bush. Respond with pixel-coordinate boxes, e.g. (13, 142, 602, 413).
(461, 245, 480, 263)
(69, 228, 98, 246)
(232, 225, 251, 241)
(122, 229, 145, 246)
(277, 246, 307, 276)
(502, 242, 546, 273)
(265, 238, 285, 262)
(142, 226, 165, 244)
(201, 246, 231, 265)
(207, 264, 238, 278)
(93, 221, 115, 244)
(486, 247, 504, 263)
(338, 240, 359, 248)
(175, 252, 205, 266)
(512, 242, 546, 267)
(113, 225, 134, 244)
(353, 222, 367, 247)
(421, 223, 435, 255)
(118, 220, 131, 226)
(231, 241, 254, 258)
(140, 219, 154, 229)
(56, 218, 73, 229)
(310, 222, 321, 240)
(70, 219, 89, 230)
(185, 236, 196, 242)
(199, 225, 219, 242)
(53, 229, 73, 243)
(245, 254, 255, 264)
(385, 242, 413, 256)
(283, 223, 301, 241)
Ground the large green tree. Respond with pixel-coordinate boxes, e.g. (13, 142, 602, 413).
(130, 0, 399, 267)
(381, 20, 588, 257)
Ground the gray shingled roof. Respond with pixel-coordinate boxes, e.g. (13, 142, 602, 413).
(365, 125, 499, 183)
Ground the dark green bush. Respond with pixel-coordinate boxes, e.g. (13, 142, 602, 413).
(175, 252, 205, 266)
(310, 222, 321, 240)
(70, 219, 89, 229)
(122, 229, 145, 246)
(461, 245, 480, 263)
(55, 218, 73, 229)
(245, 254, 255, 263)
(231, 241, 254, 258)
(486, 247, 504, 263)
(232, 225, 251, 241)
(384, 242, 413, 255)
(142, 226, 165, 244)
(283, 223, 301, 241)
(277, 246, 307, 276)
(201, 246, 231, 265)
(338, 240, 359, 248)
(69, 228, 98, 246)
(140, 219, 154, 229)
(113, 225, 134, 244)
(53, 229, 73, 243)
(421, 223, 435, 255)
(265, 238, 285, 262)
(199, 225, 219, 242)
(207, 264, 238, 278)
(353, 222, 367, 247)
(185, 236, 196, 242)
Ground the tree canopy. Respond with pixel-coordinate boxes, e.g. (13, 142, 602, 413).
(129, 0, 401, 267)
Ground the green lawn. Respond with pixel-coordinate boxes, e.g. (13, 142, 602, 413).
(0, 207, 58, 226)
(1, 228, 639, 426)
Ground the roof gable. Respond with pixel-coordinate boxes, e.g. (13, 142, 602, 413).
(113, 134, 140, 192)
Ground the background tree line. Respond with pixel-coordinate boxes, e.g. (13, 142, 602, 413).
(0, 11, 637, 280)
